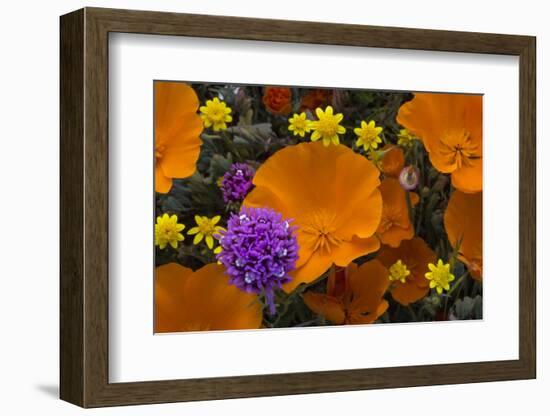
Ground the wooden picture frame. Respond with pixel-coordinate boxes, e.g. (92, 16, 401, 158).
(60, 7, 536, 408)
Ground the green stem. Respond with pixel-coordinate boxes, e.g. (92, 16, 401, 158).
(221, 131, 244, 162)
(447, 271, 469, 297)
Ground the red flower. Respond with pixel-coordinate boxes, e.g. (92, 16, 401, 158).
(300, 89, 333, 112)
(262, 87, 292, 115)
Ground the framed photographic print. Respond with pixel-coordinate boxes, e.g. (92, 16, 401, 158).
(60, 7, 536, 408)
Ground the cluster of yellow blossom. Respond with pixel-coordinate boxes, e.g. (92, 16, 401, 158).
(287, 106, 384, 152)
(387, 257, 455, 295)
(155, 213, 224, 254)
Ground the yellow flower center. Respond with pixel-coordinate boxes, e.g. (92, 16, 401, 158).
(388, 260, 411, 283)
(198, 220, 217, 236)
(303, 209, 342, 254)
(206, 104, 226, 122)
(293, 118, 308, 130)
(316, 117, 339, 137)
(359, 126, 380, 143)
(355, 121, 383, 151)
(439, 128, 479, 169)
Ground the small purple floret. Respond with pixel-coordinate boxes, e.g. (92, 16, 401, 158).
(221, 163, 255, 204)
(216, 207, 299, 315)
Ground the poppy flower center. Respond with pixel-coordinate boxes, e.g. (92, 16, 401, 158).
(379, 208, 408, 233)
(439, 129, 479, 169)
(303, 210, 342, 254)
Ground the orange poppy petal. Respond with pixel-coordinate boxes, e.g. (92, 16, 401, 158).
(451, 158, 483, 194)
(334, 188, 383, 240)
(332, 235, 380, 267)
(444, 190, 482, 279)
(155, 82, 200, 133)
(184, 264, 262, 330)
(155, 166, 173, 194)
(396, 93, 449, 152)
(377, 237, 436, 305)
(390, 281, 429, 305)
(303, 292, 345, 324)
(380, 145, 405, 178)
(379, 223, 414, 247)
(379, 178, 408, 212)
(244, 187, 288, 215)
(247, 142, 381, 222)
(155, 263, 262, 332)
(348, 300, 389, 325)
(284, 249, 333, 293)
(377, 178, 414, 247)
(155, 263, 194, 333)
(347, 259, 390, 315)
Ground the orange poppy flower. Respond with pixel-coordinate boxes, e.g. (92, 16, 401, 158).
(377, 178, 419, 247)
(155, 82, 203, 193)
(244, 142, 383, 292)
(155, 263, 262, 332)
(379, 145, 405, 178)
(377, 237, 436, 305)
(303, 260, 389, 325)
(262, 87, 292, 115)
(444, 190, 482, 280)
(397, 93, 482, 193)
(300, 89, 333, 112)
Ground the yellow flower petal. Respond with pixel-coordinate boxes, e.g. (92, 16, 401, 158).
(193, 233, 204, 245)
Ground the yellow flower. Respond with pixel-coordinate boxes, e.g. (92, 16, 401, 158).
(310, 106, 346, 146)
(155, 214, 185, 249)
(199, 97, 233, 131)
(354, 120, 383, 152)
(388, 260, 411, 283)
(187, 215, 225, 249)
(397, 128, 417, 147)
(425, 259, 455, 294)
(288, 112, 312, 137)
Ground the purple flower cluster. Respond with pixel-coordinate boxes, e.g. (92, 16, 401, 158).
(221, 163, 255, 204)
(216, 207, 299, 314)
